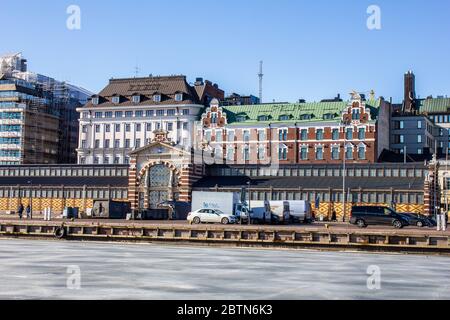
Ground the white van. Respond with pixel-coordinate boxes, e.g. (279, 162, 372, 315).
(248, 201, 272, 224)
(287, 201, 312, 223)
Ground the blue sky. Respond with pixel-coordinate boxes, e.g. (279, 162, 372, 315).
(1, 0, 449, 103)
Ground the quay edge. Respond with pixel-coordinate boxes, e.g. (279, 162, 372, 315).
(1, 220, 450, 256)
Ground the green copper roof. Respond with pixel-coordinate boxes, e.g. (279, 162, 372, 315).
(417, 98, 450, 114)
(223, 99, 382, 125)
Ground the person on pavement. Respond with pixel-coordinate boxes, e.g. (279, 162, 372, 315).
(17, 203, 24, 220)
(26, 205, 32, 219)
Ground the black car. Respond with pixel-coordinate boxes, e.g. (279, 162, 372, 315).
(399, 212, 436, 228)
(350, 206, 409, 229)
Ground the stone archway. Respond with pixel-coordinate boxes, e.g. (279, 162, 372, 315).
(136, 161, 182, 210)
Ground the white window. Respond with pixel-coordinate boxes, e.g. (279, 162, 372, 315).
(92, 97, 99, 105)
(175, 93, 183, 102)
(417, 135, 422, 143)
(132, 95, 141, 103)
(358, 145, 366, 160)
(331, 146, 340, 160)
(153, 95, 161, 103)
(112, 96, 120, 104)
(243, 145, 250, 161)
(205, 131, 212, 142)
(399, 121, 404, 129)
(214, 146, 223, 157)
(215, 130, 223, 142)
(258, 130, 266, 141)
(278, 144, 288, 160)
(417, 120, 422, 129)
(243, 130, 250, 142)
(315, 146, 323, 160)
(226, 148, 235, 161)
(227, 131, 235, 142)
(258, 145, 265, 160)
(346, 145, 353, 160)
(300, 146, 308, 160)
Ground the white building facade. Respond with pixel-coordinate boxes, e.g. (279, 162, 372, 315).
(77, 76, 223, 165)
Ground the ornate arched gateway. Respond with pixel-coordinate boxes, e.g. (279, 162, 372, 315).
(127, 134, 204, 213)
(136, 161, 181, 210)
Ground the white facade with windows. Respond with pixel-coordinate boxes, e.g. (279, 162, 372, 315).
(77, 105, 201, 164)
(75, 76, 215, 165)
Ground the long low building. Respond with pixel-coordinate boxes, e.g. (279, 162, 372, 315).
(0, 164, 128, 213)
(193, 163, 428, 218)
(0, 160, 438, 220)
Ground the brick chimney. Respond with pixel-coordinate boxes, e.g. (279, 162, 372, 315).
(404, 71, 416, 113)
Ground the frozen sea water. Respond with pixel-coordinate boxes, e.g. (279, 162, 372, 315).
(0, 239, 449, 300)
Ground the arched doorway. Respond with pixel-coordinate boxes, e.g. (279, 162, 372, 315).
(147, 164, 180, 210)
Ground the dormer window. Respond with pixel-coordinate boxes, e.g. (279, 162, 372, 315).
(258, 115, 269, 122)
(279, 114, 290, 121)
(132, 95, 141, 104)
(236, 115, 247, 122)
(300, 114, 312, 121)
(112, 96, 120, 104)
(92, 97, 99, 105)
(175, 93, 183, 102)
(323, 113, 334, 120)
(153, 94, 161, 103)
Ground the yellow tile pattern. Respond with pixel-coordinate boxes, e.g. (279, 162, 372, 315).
(0, 198, 95, 213)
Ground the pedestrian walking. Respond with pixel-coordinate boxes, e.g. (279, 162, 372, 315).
(331, 210, 337, 222)
(26, 205, 32, 219)
(437, 209, 447, 232)
(17, 203, 24, 220)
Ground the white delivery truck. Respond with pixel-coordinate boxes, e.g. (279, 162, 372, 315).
(191, 191, 250, 222)
(269, 201, 291, 224)
(286, 201, 313, 223)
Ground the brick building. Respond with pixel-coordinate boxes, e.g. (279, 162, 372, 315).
(196, 92, 391, 165)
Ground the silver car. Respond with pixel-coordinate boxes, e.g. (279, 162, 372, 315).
(187, 209, 237, 225)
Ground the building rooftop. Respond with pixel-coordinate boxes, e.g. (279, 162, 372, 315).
(193, 176, 424, 191)
(417, 97, 450, 114)
(84, 75, 202, 108)
(220, 99, 383, 126)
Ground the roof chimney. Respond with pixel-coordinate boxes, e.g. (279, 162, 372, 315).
(404, 71, 416, 113)
(195, 77, 204, 86)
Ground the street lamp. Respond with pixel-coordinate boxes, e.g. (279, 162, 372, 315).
(27, 180, 32, 219)
(341, 120, 351, 222)
(247, 180, 251, 225)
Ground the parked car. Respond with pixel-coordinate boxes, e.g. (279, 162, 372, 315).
(187, 209, 238, 225)
(191, 191, 250, 223)
(350, 206, 409, 229)
(399, 212, 436, 228)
